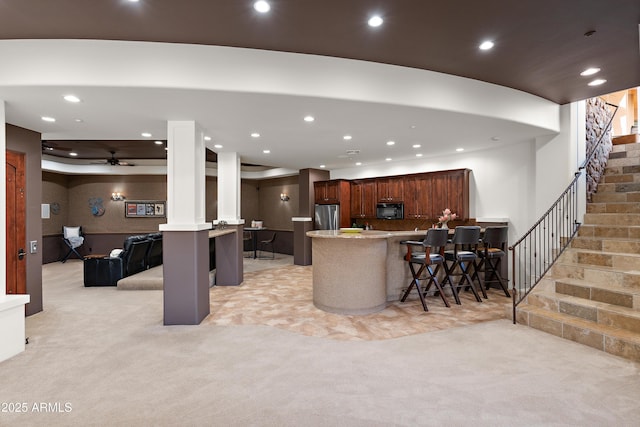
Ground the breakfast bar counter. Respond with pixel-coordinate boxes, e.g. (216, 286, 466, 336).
(307, 229, 425, 315)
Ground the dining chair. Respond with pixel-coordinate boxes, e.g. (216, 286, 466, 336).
(243, 231, 253, 258)
(400, 228, 452, 311)
(258, 232, 277, 259)
(444, 226, 485, 303)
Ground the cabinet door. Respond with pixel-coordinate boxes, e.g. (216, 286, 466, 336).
(430, 169, 469, 220)
(361, 179, 377, 218)
(376, 177, 404, 202)
(314, 182, 326, 204)
(350, 182, 363, 217)
(325, 181, 340, 203)
(446, 170, 469, 220)
(404, 175, 432, 219)
(350, 180, 376, 218)
(314, 181, 340, 204)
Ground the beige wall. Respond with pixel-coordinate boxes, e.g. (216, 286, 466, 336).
(43, 173, 298, 234)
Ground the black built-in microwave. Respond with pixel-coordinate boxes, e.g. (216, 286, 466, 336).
(376, 203, 404, 220)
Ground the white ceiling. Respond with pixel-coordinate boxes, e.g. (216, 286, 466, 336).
(1, 39, 561, 175)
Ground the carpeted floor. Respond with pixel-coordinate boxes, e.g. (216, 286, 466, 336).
(0, 259, 639, 426)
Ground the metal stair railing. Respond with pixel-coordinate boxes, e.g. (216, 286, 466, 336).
(508, 101, 618, 323)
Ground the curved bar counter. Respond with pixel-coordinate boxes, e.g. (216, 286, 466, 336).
(307, 230, 425, 315)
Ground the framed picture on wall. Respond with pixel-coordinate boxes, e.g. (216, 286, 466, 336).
(125, 201, 166, 218)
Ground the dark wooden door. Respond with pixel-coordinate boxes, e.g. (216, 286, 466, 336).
(6, 150, 27, 295)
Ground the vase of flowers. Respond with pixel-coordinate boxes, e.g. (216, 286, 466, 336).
(438, 208, 457, 229)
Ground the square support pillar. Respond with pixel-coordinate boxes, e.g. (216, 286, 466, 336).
(214, 224, 244, 286)
(163, 231, 210, 325)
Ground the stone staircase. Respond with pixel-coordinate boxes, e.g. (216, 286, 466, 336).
(515, 142, 640, 363)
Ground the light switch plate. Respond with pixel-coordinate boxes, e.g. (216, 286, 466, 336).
(30, 240, 38, 254)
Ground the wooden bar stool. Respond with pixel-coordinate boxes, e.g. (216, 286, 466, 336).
(400, 228, 452, 311)
(476, 226, 511, 297)
(444, 226, 485, 303)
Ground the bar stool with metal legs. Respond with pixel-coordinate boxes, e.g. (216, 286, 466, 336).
(444, 226, 485, 303)
(400, 228, 452, 311)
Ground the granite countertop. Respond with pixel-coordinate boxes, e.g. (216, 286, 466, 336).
(306, 230, 427, 239)
(208, 228, 237, 238)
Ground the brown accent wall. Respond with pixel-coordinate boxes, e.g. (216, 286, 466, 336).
(6, 125, 43, 315)
(256, 175, 299, 230)
(42, 172, 299, 261)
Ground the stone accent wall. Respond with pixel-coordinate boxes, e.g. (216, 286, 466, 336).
(585, 97, 614, 201)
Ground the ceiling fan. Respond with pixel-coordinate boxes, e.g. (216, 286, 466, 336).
(92, 151, 135, 166)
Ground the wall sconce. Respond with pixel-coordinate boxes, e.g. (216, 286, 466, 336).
(280, 193, 290, 202)
(111, 192, 125, 201)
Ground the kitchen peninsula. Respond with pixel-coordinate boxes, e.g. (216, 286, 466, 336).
(307, 229, 426, 314)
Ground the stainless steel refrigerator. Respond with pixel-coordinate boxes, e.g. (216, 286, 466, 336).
(314, 204, 339, 230)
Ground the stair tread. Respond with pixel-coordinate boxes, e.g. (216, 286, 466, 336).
(531, 289, 640, 316)
(518, 303, 640, 343)
(553, 276, 640, 296)
(554, 259, 640, 274)
(564, 247, 640, 258)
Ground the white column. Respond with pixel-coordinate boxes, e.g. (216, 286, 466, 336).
(216, 151, 244, 225)
(160, 121, 210, 231)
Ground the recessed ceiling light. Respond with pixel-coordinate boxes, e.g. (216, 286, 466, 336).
(63, 94, 80, 103)
(320, 164, 326, 168)
(74, 118, 83, 123)
(491, 136, 500, 141)
(580, 67, 601, 76)
(588, 79, 607, 86)
(386, 140, 395, 146)
(214, 144, 223, 149)
(343, 135, 352, 140)
(69, 152, 78, 156)
(251, 133, 260, 138)
(456, 148, 464, 152)
(355, 162, 362, 166)
(304, 115, 315, 122)
(416, 153, 423, 157)
(204, 136, 212, 141)
(385, 158, 392, 161)
(141, 132, 152, 138)
(41, 116, 56, 122)
(479, 41, 494, 50)
(127, 0, 139, 2)
(154, 140, 163, 145)
(263, 149, 271, 154)
(368, 15, 383, 27)
(254, 1, 270, 13)
(412, 144, 421, 148)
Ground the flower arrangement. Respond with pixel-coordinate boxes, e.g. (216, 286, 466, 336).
(438, 208, 457, 228)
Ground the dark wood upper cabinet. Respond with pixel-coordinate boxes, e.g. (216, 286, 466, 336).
(314, 180, 348, 204)
(376, 177, 404, 202)
(350, 179, 376, 218)
(402, 169, 470, 220)
(403, 174, 433, 219)
(314, 179, 351, 227)
(428, 169, 470, 220)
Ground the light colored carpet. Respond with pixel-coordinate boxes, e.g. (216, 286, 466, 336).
(0, 260, 639, 426)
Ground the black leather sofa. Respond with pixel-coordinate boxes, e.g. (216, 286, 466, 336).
(83, 233, 163, 287)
